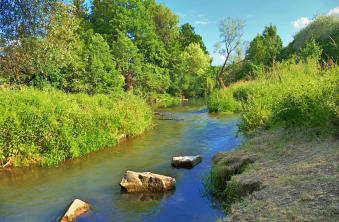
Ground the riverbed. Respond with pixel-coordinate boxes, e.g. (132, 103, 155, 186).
(0, 100, 242, 222)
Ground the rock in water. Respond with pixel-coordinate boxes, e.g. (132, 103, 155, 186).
(60, 199, 90, 222)
(120, 171, 176, 192)
(171, 155, 202, 168)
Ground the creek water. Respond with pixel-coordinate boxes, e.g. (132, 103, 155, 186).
(0, 99, 243, 222)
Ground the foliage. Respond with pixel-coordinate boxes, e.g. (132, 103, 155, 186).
(290, 15, 339, 63)
(181, 43, 210, 77)
(208, 60, 339, 133)
(179, 23, 208, 54)
(246, 24, 282, 66)
(0, 87, 152, 166)
(207, 89, 241, 113)
(214, 18, 245, 87)
(0, 0, 212, 98)
(298, 37, 323, 61)
(0, 0, 57, 41)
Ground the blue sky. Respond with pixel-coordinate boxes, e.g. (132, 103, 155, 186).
(156, 0, 339, 65)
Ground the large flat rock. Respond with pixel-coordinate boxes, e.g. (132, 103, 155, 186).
(60, 199, 90, 222)
(171, 155, 202, 168)
(120, 171, 176, 192)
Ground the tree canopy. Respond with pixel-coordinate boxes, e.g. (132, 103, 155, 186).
(0, 0, 212, 98)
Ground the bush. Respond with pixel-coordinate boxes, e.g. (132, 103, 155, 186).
(207, 89, 241, 113)
(209, 60, 339, 133)
(271, 66, 338, 129)
(0, 87, 152, 166)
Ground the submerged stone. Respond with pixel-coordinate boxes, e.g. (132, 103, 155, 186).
(171, 155, 202, 168)
(120, 171, 176, 192)
(60, 199, 90, 222)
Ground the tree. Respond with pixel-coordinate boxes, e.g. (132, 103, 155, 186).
(291, 15, 339, 63)
(80, 30, 124, 94)
(0, 0, 57, 41)
(179, 23, 208, 54)
(182, 43, 210, 77)
(147, 2, 179, 45)
(72, 0, 88, 19)
(246, 24, 282, 66)
(214, 18, 244, 88)
(178, 43, 210, 97)
(262, 24, 282, 64)
(246, 34, 267, 64)
(299, 37, 323, 61)
(111, 32, 143, 91)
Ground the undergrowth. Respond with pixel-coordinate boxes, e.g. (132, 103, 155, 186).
(0, 87, 152, 166)
(207, 60, 339, 134)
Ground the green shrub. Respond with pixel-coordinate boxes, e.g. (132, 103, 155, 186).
(209, 60, 338, 133)
(207, 89, 241, 113)
(271, 66, 338, 129)
(0, 87, 152, 166)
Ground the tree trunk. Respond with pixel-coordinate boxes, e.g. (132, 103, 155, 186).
(216, 54, 230, 89)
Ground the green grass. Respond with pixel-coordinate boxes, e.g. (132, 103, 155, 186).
(207, 60, 339, 134)
(207, 89, 241, 113)
(0, 87, 152, 166)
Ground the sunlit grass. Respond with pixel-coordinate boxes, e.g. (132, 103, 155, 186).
(0, 87, 152, 166)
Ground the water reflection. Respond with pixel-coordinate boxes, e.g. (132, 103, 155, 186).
(121, 190, 175, 202)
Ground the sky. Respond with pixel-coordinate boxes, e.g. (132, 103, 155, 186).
(155, 0, 339, 65)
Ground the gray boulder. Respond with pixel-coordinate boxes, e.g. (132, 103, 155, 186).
(120, 171, 176, 192)
(171, 155, 202, 168)
(60, 199, 90, 222)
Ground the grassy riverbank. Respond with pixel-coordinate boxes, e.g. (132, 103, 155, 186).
(205, 60, 338, 220)
(210, 128, 338, 221)
(0, 87, 152, 167)
(208, 60, 338, 133)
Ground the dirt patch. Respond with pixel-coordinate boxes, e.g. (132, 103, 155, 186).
(213, 128, 339, 221)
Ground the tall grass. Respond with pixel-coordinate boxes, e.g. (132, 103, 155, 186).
(0, 87, 152, 166)
(207, 89, 241, 113)
(207, 60, 339, 133)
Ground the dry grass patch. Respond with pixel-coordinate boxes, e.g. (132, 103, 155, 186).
(211, 128, 338, 221)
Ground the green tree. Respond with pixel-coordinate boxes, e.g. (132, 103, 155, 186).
(0, 0, 57, 41)
(111, 32, 143, 91)
(80, 30, 124, 94)
(299, 37, 323, 61)
(246, 34, 267, 64)
(72, 0, 88, 18)
(178, 43, 210, 97)
(262, 24, 282, 64)
(182, 43, 210, 76)
(246, 24, 282, 65)
(147, 2, 179, 45)
(179, 23, 208, 54)
(292, 15, 339, 63)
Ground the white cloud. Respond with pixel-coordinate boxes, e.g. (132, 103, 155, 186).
(194, 20, 209, 25)
(292, 6, 339, 29)
(211, 54, 226, 66)
(328, 6, 339, 15)
(291, 17, 314, 29)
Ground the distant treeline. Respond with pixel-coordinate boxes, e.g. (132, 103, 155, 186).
(0, 0, 214, 99)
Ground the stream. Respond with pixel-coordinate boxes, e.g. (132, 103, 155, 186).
(0, 99, 243, 222)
